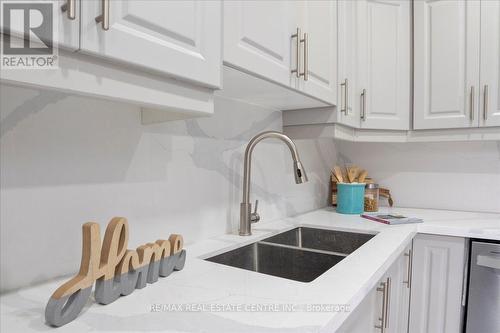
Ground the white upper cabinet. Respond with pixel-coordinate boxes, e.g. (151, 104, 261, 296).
(56, 0, 80, 51)
(337, 0, 360, 128)
(337, 0, 410, 130)
(298, 1, 337, 104)
(413, 0, 481, 129)
(480, 0, 500, 127)
(223, 0, 336, 105)
(357, 0, 410, 130)
(56, 0, 80, 50)
(0, 0, 79, 51)
(80, 0, 221, 88)
(1, 0, 219, 120)
(223, 1, 298, 88)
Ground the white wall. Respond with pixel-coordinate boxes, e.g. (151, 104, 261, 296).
(0, 84, 336, 292)
(335, 140, 500, 213)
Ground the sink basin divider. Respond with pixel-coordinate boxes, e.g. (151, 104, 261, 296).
(257, 241, 349, 257)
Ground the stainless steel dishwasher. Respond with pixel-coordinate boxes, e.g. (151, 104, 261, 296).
(465, 240, 500, 332)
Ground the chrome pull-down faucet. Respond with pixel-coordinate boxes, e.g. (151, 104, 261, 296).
(239, 131, 308, 236)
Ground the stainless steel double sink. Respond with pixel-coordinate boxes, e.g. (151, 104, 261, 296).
(205, 227, 375, 282)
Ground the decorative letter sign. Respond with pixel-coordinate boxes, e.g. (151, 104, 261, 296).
(45, 217, 186, 327)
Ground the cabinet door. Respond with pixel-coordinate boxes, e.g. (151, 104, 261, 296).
(80, 0, 221, 88)
(357, 0, 410, 130)
(337, 284, 380, 333)
(0, 0, 79, 51)
(224, 1, 299, 88)
(480, 0, 500, 127)
(386, 243, 412, 333)
(413, 0, 480, 130)
(337, 0, 360, 128)
(397, 245, 412, 333)
(299, 0, 337, 104)
(338, 245, 412, 333)
(409, 234, 466, 333)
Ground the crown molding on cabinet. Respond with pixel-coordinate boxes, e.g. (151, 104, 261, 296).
(283, 123, 500, 143)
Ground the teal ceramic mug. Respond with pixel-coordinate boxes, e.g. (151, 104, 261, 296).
(336, 183, 365, 214)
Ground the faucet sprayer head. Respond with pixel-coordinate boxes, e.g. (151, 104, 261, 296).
(293, 160, 308, 184)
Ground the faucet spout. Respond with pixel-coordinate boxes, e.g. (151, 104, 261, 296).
(239, 131, 308, 236)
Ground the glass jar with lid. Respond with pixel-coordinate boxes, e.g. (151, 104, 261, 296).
(364, 183, 379, 212)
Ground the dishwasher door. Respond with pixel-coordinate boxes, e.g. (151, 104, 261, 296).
(465, 241, 500, 333)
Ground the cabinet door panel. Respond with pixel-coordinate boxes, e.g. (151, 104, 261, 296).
(0, 0, 79, 51)
(80, 0, 221, 87)
(338, 244, 411, 333)
(337, 0, 360, 128)
(480, 0, 500, 127)
(337, 286, 379, 333)
(224, 0, 297, 88)
(387, 244, 412, 333)
(413, 0, 480, 129)
(358, 0, 410, 130)
(409, 234, 466, 333)
(299, 0, 337, 104)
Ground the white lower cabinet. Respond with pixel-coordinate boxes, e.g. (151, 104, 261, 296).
(338, 243, 412, 333)
(408, 234, 466, 333)
(386, 244, 412, 333)
(337, 283, 379, 333)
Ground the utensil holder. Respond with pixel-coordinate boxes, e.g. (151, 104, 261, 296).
(336, 183, 365, 214)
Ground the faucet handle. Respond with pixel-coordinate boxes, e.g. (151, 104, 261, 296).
(251, 200, 260, 223)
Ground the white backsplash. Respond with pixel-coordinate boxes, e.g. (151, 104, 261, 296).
(0, 84, 336, 292)
(3, 82, 499, 293)
(335, 140, 500, 213)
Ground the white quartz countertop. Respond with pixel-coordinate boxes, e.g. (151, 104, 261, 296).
(2, 207, 499, 333)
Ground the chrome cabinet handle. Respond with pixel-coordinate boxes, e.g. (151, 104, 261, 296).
(95, 0, 110, 31)
(340, 79, 349, 115)
(360, 89, 366, 121)
(375, 277, 391, 331)
(375, 281, 387, 332)
(385, 277, 391, 329)
(403, 249, 412, 288)
(291, 28, 301, 78)
(61, 0, 76, 20)
(302, 33, 308, 81)
(470, 86, 475, 121)
(291, 29, 308, 81)
(484, 84, 489, 120)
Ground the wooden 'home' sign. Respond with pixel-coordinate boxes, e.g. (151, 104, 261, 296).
(45, 217, 186, 327)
